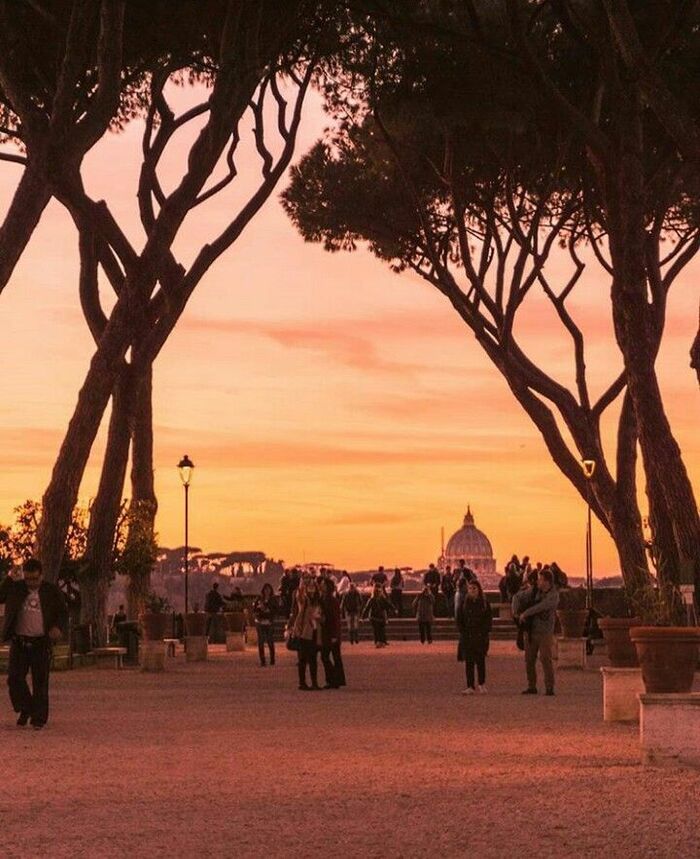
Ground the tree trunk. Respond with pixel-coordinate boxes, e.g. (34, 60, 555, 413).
(606, 98, 700, 592)
(0, 156, 52, 294)
(78, 573, 111, 650)
(126, 363, 157, 621)
(609, 389, 650, 592)
(80, 365, 134, 645)
(37, 302, 133, 581)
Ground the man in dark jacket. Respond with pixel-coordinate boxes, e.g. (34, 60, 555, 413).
(204, 582, 225, 638)
(0, 558, 68, 729)
(423, 564, 441, 600)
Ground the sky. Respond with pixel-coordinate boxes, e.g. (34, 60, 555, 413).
(0, 87, 698, 577)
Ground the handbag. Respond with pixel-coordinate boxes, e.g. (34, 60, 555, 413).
(284, 627, 301, 651)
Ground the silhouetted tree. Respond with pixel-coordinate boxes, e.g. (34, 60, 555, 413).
(283, 2, 700, 591)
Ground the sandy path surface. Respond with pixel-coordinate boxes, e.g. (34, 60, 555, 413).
(2, 641, 698, 859)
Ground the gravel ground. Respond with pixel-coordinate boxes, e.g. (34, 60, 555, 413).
(2, 640, 698, 859)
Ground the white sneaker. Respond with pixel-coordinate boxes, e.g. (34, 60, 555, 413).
(477, 685, 487, 694)
(461, 688, 475, 695)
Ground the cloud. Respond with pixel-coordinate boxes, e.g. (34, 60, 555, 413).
(182, 311, 468, 376)
(323, 511, 418, 527)
(153, 425, 525, 469)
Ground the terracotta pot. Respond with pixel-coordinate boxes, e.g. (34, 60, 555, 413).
(185, 613, 208, 637)
(141, 612, 170, 641)
(225, 611, 245, 633)
(598, 617, 643, 667)
(630, 626, 700, 694)
(556, 609, 588, 639)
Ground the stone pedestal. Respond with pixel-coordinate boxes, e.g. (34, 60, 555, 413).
(226, 631, 245, 652)
(185, 636, 208, 662)
(141, 640, 166, 672)
(496, 603, 512, 621)
(246, 626, 258, 647)
(639, 693, 700, 768)
(601, 667, 643, 722)
(557, 637, 587, 669)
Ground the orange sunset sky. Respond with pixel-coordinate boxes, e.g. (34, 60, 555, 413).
(1, 89, 698, 577)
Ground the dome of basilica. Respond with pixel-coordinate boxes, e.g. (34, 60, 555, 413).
(440, 506, 499, 589)
(445, 507, 494, 560)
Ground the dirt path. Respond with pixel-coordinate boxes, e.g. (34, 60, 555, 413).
(2, 641, 698, 858)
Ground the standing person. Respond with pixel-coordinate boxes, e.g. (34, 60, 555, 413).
(423, 563, 440, 601)
(441, 567, 455, 618)
(0, 559, 68, 729)
(341, 582, 363, 644)
(457, 559, 476, 583)
(454, 576, 468, 620)
(371, 565, 388, 592)
(505, 559, 523, 602)
(289, 578, 322, 691)
(389, 568, 404, 617)
(337, 571, 352, 599)
(253, 584, 277, 667)
(457, 579, 493, 694)
(279, 569, 294, 618)
(320, 578, 346, 689)
(412, 586, 435, 644)
(224, 585, 245, 612)
(362, 584, 395, 648)
(515, 569, 559, 696)
(111, 604, 127, 632)
(204, 581, 225, 638)
(550, 562, 568, 590)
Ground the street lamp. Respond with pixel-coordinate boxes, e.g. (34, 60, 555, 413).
(178, 454, 194, 615)
(581, 459, 596, 610)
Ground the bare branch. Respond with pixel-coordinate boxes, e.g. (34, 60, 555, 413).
(593, 372, 627, 417)
(0, 151, 26, 165)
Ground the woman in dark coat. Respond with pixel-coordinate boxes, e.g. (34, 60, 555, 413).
(457, 579, 492, 694)
(320, 578, 346, 688)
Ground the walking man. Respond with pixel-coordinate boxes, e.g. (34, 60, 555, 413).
(515, 568, 559, 696)
(1, 558, 68, 729)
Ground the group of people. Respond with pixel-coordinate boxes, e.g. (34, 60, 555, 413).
(0, 555, 564, 729)
(286, 574, 346, 690)
(499, 555, 568, 603)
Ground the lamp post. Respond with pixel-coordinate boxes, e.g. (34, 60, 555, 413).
(178, 455, 194, 615)
(581, 459, 596, 610)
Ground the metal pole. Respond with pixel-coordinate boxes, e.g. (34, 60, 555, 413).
(184, 482, 189, 616)
(585, 481, 592, 610)
(587, 499, 593, 600)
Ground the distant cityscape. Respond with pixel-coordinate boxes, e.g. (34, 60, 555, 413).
(107, 534, 622, 613)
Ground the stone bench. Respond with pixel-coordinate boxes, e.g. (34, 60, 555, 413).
(164, 638, 179, 658)
(91, 647, 127, 669)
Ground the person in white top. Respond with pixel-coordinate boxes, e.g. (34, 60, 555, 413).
(337, 571, 352, 597)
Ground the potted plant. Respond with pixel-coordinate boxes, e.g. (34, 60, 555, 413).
(597, 591, 643, 667)
(598, 615, 644, 667)
(141, 591, 172, 641)
(556, 587, 588, 638)
(224, 588, 246, 633)
(628, 580, 700, 694)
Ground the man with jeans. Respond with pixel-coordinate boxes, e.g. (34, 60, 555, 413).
(0, 558, 68, 729)
(515, 569, 559, 696)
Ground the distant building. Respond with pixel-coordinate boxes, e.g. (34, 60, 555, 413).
(439, 506, 499, 590)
